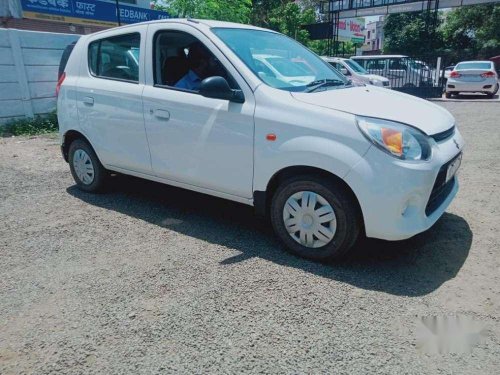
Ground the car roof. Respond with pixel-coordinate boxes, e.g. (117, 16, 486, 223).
(88, 18, 273, 37)
(321, 56, 346, 62)
(456, 60, 493, 64)
(352, 55, 407, 59)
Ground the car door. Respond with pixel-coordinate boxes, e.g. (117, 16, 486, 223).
(77, 28, 152, 174)
(142, 23, 255, 199)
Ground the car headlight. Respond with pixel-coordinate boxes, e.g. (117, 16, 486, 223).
(356, 116, 431, 160)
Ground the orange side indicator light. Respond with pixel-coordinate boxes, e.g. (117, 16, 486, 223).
(381, 128, 403, 156)
(266, 133, 277, 141)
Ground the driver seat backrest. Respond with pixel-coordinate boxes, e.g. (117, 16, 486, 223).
(162, 53, 188, 86)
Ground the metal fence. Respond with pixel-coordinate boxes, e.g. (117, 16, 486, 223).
(350, 55, 446, 98)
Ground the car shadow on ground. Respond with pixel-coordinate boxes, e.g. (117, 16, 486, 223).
(67, 174, 472, 297)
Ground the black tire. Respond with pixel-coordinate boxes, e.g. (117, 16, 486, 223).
(445, 92, 451, 99)
(270, 175, 361, 262)
(487, 84, 498, 98)
(68, 139, 108, 192)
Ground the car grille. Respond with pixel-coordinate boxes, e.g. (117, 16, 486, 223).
(425, 153, 461, 216)
(430, 126, 455, 142)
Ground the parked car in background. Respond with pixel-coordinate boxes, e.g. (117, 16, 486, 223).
(351, 55, 433, 88)
(322, 57, 390, 88)
(57, 19, 464, 261)
(443, 65, 455, 80)
(253, 54, 315, 86)
(445, 61, 499, 98)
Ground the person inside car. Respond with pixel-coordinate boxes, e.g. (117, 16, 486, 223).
(175, 42, 218, 90)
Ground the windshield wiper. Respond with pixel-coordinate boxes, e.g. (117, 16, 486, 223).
(305, 79, 347, 93)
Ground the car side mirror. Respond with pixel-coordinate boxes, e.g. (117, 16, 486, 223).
(340, 68, 350, 76)
(199, 76, 244, 103)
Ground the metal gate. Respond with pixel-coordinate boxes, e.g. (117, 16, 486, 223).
(351, 55, 446, 98)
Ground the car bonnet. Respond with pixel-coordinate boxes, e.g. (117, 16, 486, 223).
(291, 86, 454, 135)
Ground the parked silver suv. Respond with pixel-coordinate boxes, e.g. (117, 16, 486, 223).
(351, 55, 433, 88)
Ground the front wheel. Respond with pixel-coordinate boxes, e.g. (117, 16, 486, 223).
(270, 176, 361, 261)
(68, 139, 108, 192)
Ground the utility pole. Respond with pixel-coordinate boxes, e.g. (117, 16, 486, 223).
(115, 0, 121, 26)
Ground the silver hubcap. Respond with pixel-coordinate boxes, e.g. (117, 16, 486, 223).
(73, 149, 94, 185)
(283, 191, 337, 248)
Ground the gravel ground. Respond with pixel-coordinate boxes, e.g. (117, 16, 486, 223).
(1, 102, 499, 374)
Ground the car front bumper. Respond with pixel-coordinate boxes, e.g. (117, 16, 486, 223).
(344, 128, 464, 241)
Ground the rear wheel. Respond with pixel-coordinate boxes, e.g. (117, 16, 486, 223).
(270, 176, 360, 261)
(68, 139, 108, 192)
(487, 84, 499, 98)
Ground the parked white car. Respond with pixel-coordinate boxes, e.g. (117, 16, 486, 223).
(323, 57, 390, 88)
(57, 19, 464, 261)
(446, 61, 499, 98)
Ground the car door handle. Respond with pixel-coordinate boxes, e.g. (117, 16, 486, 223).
(83, 96, 94, 106)
(152, 109, 170, 120)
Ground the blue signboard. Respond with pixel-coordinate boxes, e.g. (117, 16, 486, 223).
(20, 0, 170, 26)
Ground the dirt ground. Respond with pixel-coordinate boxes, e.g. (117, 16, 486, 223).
(1, 101, 499, 374)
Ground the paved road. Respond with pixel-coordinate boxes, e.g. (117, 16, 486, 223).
(1, 102, 499, 374)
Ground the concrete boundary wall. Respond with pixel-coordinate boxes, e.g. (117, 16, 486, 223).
(0, 28, 80, 125)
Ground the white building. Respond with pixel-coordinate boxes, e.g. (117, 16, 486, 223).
(362, 16, 384, 54)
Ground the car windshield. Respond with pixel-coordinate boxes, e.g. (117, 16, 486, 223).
(456, 62, 492, 70)
(344, 59, 367, 74)
(212, 28, 347, 91)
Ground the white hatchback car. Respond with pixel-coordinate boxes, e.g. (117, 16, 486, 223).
(446, 61, 499, 98)
(322, 57, 390, 88)
(57, 19, 464, 261)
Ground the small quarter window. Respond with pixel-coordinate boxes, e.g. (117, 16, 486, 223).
(88, 33, 140, 83)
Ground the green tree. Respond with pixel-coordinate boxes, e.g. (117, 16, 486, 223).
(153, 0, 328, 54)
(250, 0, 283, 28)
(442, 4, 500, 58)
(152, 0, 252, 24)
(383, 12, 444, 55)
(268, 2, 315, 44)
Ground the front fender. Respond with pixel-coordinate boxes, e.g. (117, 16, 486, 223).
(253, 135, 370, 192)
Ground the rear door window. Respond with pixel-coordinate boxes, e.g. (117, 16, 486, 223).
(88, 33, 140, 82)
